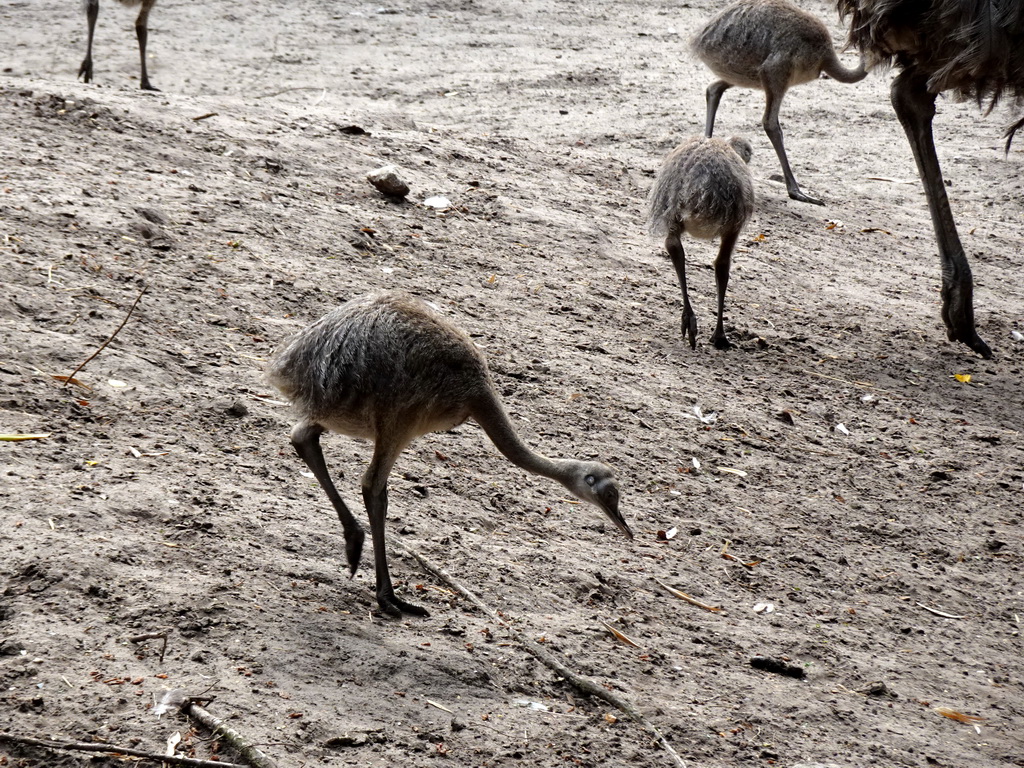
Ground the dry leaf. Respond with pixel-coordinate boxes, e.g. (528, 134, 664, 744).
(0, 433, 51, 442)
(935, 707, 985, 724)
(51, 375, 92, 390)
(604, 713, 618, 724)
(601, 621, 642, 649)
(165, 730, 181, 757)
(954, 373, 972, 383)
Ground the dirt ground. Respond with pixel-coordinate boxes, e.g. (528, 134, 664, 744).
(1, 1, 1022, 766)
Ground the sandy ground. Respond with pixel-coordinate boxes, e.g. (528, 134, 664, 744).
(1, 1, 1022, 766)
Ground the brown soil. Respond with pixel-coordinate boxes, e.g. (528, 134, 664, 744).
(1, 1, 1022, 767)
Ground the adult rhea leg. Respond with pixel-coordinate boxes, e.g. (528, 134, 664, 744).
(290, 421, 365, 576)
(711, 230, 739, 349)
(666, 230, 698, 349)
(889, 68, 991, 358)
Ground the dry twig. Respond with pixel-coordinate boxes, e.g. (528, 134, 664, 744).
(654, 579, 722, 613)
(391, 538, 689, 768)
(186, 702, 279, 768)
(0, 732, 246, 768)
(916, 602, 966, 620)
(128, 628, 171, 663)
(63, 284, 147, 386)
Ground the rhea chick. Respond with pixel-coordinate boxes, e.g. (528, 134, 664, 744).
(79, 0, 159, 91)
(267, 291, 633, 617)
(692, 0, 867, 205)
(647, 136, 755, 350)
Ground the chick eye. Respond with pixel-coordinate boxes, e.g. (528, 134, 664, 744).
(585, 475, 596, 487)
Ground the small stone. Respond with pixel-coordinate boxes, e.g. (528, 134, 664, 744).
(325, 732, 368, 748)
(860, 680, 897, 697)
(366, 165, 410, 198)
(422, 195, 452, 209)
(136, 207, 169, 225)
(225, 401, 249, 418)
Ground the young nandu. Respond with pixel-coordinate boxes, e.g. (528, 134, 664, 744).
(692, 0, 867, 205)
(647, 135, 755, 350)
(79, 0, 160, 90)
(267, 291, 633, 617)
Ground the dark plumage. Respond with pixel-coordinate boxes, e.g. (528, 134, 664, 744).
(268, 291, 633, 617)
(838, 0, 1024, 106)
(79, 0, 159, 91)
(647, 136, 755, 350)
(838, 0, 1024, 357)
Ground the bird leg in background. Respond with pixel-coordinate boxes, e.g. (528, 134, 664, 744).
(712, 230, 740, 349)
(704, 80, 732, 137)
(79, 0, 99, 83)
(666, 232, 698, 349)
(761, 68, 823, 205)
(290, 422, 366, 576)
(135, 0, 159, 91)
(889, 68, 992, 359)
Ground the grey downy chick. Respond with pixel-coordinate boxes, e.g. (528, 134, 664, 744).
(267, 291, 633, 617)
(647, 136, 755, 350)
(692, 0, 867, 205)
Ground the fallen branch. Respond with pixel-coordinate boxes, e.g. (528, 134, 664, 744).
(128, 628, 170, 663)
(0, 732, 245, 768)
(654, 579, 722, 613)
(63, 283, 147, 387)
(391, 538, 689, 768)
(255, 86, 328, 99)
(185, 703, 279, 768)
(916, 602, 965, 620)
